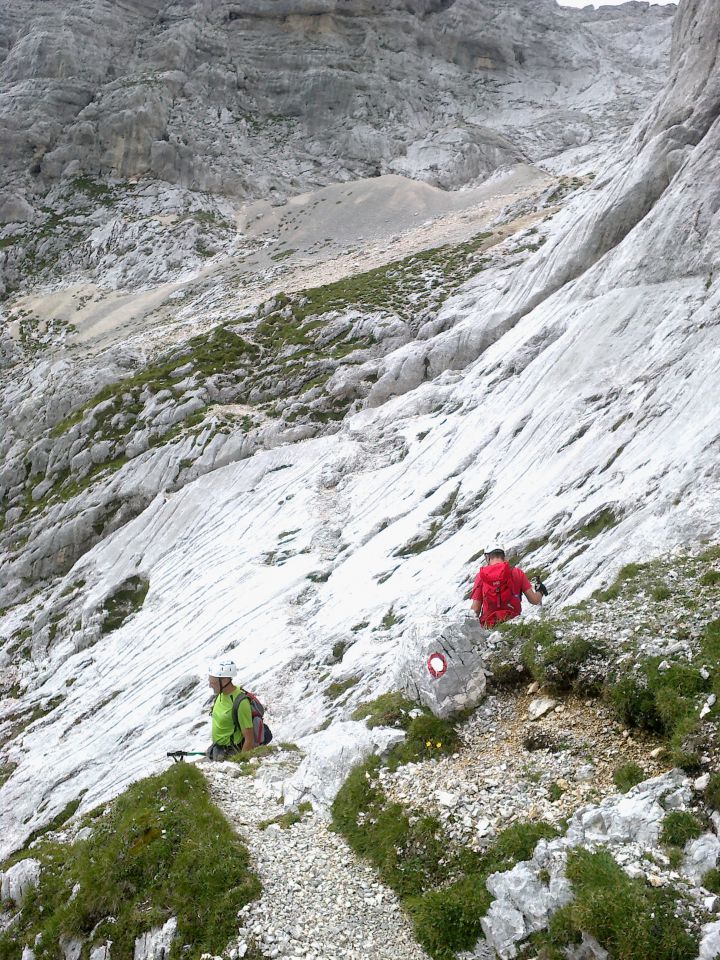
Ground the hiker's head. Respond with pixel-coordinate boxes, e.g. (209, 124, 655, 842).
(486, 549, 506, 563)
(208, 658, 238, 694)
(484, 536, 506, 564)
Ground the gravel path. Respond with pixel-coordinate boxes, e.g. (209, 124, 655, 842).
(203, 756, 429, 960)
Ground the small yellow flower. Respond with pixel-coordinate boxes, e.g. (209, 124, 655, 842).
(425, 740, 432, 747)
(436, 742, 442, 749)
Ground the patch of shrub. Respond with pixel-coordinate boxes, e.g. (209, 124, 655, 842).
(546, 848, 697, 960)
(514, 619, 595, 694)
(700, 570, 720, 587)
(608, 656, 712, 771)
(652, 585, 672, 601)
(0, 764, 260, 960)
(612, 762, 645, 794)
(702, 868, 720, 893)
(660, 811, 704, 848)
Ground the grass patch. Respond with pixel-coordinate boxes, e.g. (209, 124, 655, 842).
(257, 801, 312, 830)
(352, 692, 416, 730)
(612, 762, 645, 794)
(324, 676, 360, 700)
(543, 847, 697, 960)
(0, 764, 260, 960)
(101, 576, 149, 634)
(702, 868, 720, 893)
(571, 507, 620, 541)
(660, 811, 704, 848)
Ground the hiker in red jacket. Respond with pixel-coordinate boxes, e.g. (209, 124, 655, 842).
(471, 540, 547, 628)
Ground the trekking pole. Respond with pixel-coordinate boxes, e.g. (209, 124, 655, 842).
(166, 750, 206, 763)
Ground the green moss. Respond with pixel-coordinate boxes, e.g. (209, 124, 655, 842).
(324, 676, 360, 700)
(101, 576, 149, 634)
(572, 508, 620, 541)
(381, 606, 401, 629)
(612, 762, 645, 794)
(351, 692, 416, 730)
(0, 764, 260, 960)
(660, 811, 704, 848)
(545, 848, 697, 960)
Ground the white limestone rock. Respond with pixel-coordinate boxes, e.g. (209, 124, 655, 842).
(133, 917, 177, 960)
(699, 920, 720, 960)
(527, 697, 557, 721)
(0, 858, 41, 905)
(282, 721, 405, 814)
(684, 833, 720, 886)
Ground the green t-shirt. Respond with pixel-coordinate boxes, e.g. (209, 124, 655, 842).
(211, 690, 253, 746)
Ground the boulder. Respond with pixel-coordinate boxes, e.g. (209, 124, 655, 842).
(527, 697, 557, 721)
(398, 615, 487, 719)
(0, 858, 41, 905)
(684, 833, 720, 885)
(282, 721, 405, 814)
(699, 920, 720, 960)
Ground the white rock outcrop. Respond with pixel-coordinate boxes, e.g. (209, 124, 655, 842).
(0, 858, 41, 906)
(282, 721, 405, 814)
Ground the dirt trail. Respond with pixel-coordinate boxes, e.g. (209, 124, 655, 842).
(203, 756, 429, 960)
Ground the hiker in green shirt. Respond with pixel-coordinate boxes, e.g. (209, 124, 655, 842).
(206, 659, 255, 761)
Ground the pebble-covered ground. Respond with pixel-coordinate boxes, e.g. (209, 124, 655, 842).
(204, 756, 430, 960)
(380, 688, 670, 851)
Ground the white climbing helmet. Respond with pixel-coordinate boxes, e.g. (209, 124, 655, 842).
(484, 534, 506, 556)
(208, 658, 238, 679)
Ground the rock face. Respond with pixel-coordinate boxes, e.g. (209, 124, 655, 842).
(0, 0, 672, 200)
(133, 917, 177, 960)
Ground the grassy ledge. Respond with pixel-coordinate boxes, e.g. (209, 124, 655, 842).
(0, 764, 261, 960)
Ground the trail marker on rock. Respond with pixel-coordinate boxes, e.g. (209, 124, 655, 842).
(427, 652, 448, 678)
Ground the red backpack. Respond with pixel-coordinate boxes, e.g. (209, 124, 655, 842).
(478, 561, 522, 628)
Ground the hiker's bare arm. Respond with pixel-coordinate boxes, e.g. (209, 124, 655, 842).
(471, 599, 482, 616)
(241, 728, 256, 751)
(524, 588, 543, 606)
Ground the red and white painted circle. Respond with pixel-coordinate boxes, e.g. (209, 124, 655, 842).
(427, 652, 448, 678)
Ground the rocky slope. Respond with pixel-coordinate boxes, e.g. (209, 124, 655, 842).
(4, 0, 720, 957)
